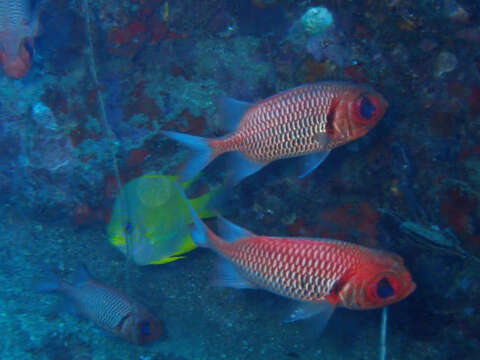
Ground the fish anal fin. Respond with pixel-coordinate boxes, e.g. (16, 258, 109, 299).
(284, 300, 335, 332)
(212, 259, 255, 289)
(297, 150, 330, 178)
(227, 152, 266, 186)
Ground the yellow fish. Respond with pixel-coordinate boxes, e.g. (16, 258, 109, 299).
(108, 174, 215, 265)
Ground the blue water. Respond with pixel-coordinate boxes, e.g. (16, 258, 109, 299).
(1, 0, 479, 359)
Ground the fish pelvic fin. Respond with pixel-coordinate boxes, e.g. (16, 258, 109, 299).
(162, 131, 221, 182)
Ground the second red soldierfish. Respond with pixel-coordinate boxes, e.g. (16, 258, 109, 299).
(163, 82, 388, 185)
(181, 187, 415, 327)
(38, 265, 163, 345)
(0, 0, 39, 78)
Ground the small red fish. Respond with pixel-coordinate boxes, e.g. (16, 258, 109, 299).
(0, 0, 38, 78)
(38, 265, 163, 345)
(163, 82, 388, 184)
(184, 197, 415, 326)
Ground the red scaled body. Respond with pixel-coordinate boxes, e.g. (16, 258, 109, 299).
(163, 82, 388, 183)
(0, 0, 37, 78)
(212, 82, 387, 162)
(205, 227, 415, 310)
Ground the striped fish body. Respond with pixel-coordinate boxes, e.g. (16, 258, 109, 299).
(0, 0, 37, 77)
(162, 82, 388, 183)
(181, 182, 415, 322)
(60, 279, 136, 333)
(220, 236, 363, 303)
(211, 83, 388, 163)
(191, 214, 415, 318)
(213, 234, 414, 310)
(41, 266, 163, 345)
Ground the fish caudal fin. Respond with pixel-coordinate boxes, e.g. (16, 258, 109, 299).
(162, 131, 217, 182)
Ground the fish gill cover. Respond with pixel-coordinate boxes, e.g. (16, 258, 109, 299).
(0, 0, 479, 359)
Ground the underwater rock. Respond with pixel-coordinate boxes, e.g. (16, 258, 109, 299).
(301, 7, 334, 36)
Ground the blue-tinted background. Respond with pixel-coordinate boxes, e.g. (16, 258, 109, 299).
(0, 0, 479, 359)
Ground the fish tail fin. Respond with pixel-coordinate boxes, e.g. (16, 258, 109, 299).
(162, 131, 220, 181)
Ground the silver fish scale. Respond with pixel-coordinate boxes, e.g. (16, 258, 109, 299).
(69, 282, 132, 330)
(226, 84, 347, 163)
(227, 237, 362, 302)
(0, 0, 30, 30)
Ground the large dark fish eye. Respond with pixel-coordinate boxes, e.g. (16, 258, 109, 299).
(124, 222, 133, 234)
(376, 277, 394, 298)
(359, 96, 376, 119)
(139, 321, 152, 336)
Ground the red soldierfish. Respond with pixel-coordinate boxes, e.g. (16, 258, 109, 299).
(0, 0, 38, 78)
(38, 265, 163, 345)
(184, 198, 415, 326)
(163, 82, 388, 185)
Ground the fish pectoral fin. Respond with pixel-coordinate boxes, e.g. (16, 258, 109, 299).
(217, 215, 255, 242)
(212, 259, 255, 289)
(284, 300, 335, 329)
(218, 97, 252, 132)
(297, 150, 330, 179)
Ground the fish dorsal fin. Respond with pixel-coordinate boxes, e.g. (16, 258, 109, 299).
(218, 97, 252, 132)
(73, 264, 92, 285)
(217, 215, 255, 242)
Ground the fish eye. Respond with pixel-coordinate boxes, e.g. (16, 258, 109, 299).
(353, 95, 378, 124)
(359, 96, 375, 119)
(139, 321, 152, 336)
(376, 277, 394, 299)
(124, 222, 133, 234)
